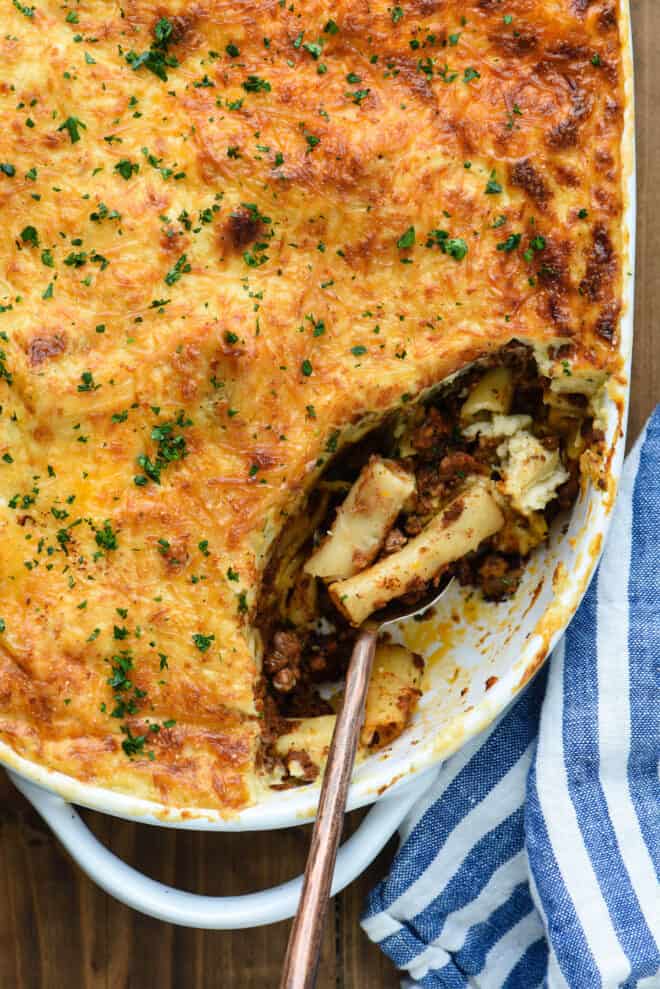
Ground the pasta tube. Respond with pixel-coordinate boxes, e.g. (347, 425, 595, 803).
(304, 456, 415, 582)
(361, 644, 424, 749)
(460, 366, 514, 423)
(275, 715, 336, 780)
(329, 483, 505, 626)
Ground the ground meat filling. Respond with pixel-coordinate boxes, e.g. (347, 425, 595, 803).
(259, 341, 599, 726)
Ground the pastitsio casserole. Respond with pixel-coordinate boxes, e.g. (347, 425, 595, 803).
(0, 0, 626, 811)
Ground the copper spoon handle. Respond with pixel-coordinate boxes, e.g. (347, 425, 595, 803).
(279, 627, 379, 989)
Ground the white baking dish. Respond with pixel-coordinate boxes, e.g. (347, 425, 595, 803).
(4, 1, 636, 930)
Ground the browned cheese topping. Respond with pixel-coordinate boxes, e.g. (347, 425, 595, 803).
(0, 0, 624, 810)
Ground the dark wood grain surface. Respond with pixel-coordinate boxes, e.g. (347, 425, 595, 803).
(1, 3, 657, 986)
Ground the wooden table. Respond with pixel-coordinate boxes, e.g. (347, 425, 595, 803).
(1, 4, 658, 986)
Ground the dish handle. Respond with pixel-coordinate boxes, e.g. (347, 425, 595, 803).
(8, 769, 436, 930)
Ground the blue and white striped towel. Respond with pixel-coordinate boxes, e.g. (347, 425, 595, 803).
(362, 407, 659, 989)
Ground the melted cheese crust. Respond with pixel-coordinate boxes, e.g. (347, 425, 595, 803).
(0, 0, 624, 810)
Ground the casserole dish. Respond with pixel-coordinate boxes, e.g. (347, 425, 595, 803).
(3, 0, 635, 928)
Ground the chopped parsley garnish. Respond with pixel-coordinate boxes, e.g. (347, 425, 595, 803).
(243, 248, 268, 268)
(303, 40, 323, 59)
(90, 202, 121, 222)
(192, 632, 214, 652)
(120, 725, 147, 757)
(164, 253, 191, 285)
(20, 225, 39, 246)
(438, 64, 458, 84)
(463, 67, 480, 83)
(134, 411, 192, 486)
(242, 75, 271, 93)
(306, 314, 325, 336)
(95, 521, 118, 550)
(114, 158, 139, 180)
(485, 172, 503, 195)
(12, 0, 34, 18)
(523, 234, 547, 261)
(108, 652, 134, 695)
(0, 163, 15, 177)
(325, 429, 340, 452)
(397, 226, 415, 249)
(0, 351, 13, 386)
(425, 229, 468, 260)
(125, 18, 179, 82)
(78, 370, 101, 391)
(323, 19, 339, 35)
(242, 202, 271, 225)
(301, 359, 313, 377)
(65, 251, 87, 267)
(391, 6, 404, 23)
(497, 233, 522, 253)
(57, 116, 86, 144)
(225, 42, 240, 57)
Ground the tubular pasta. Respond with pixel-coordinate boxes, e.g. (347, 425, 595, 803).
(460, 367, 514, 423)
(361, 644, 424, 749)
(304, 456, 415, 582)
(274, 715, 336, 780)
(329, 483, 505, 626)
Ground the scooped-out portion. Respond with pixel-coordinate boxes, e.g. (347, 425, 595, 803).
(258, 341, 606, 786)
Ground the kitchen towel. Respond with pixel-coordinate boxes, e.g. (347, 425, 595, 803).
(362, 406, 659, 989)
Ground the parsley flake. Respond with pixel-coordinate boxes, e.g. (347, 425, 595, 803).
(397, 226, 415, 249)
(192, 632, 214, 652)
(57, 116, 86, 144)
(164, 254, 191, 285)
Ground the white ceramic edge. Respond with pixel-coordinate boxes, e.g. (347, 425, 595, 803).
(4, 0, 636, 839)
(9, 767, 437, 928)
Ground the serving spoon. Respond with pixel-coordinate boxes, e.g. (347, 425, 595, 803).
(280, 578, 455, 989)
